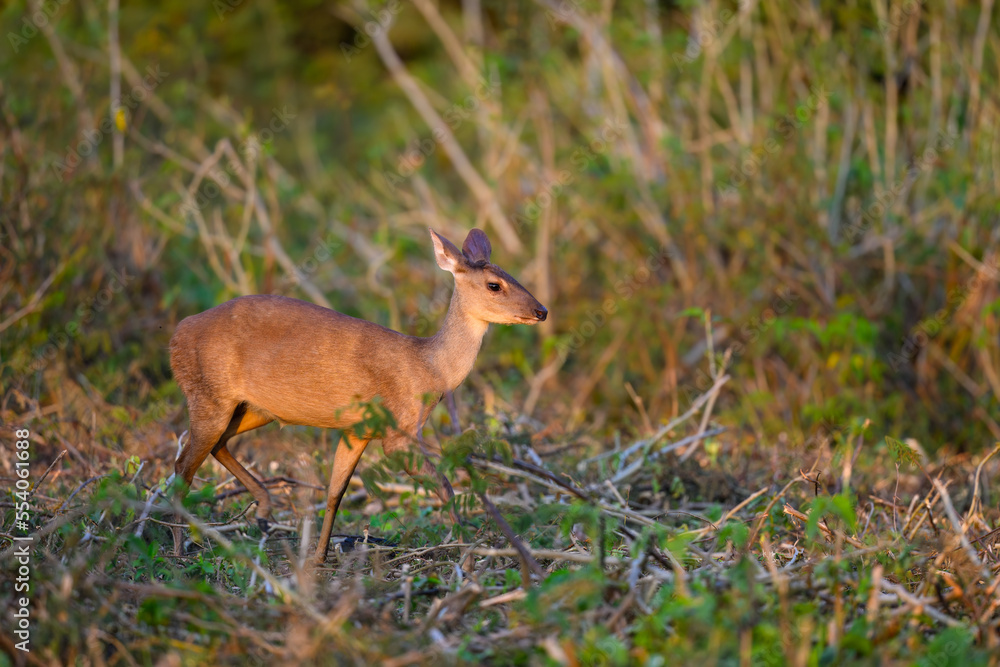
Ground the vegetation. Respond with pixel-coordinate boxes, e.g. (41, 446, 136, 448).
(1, 0, 999, 664)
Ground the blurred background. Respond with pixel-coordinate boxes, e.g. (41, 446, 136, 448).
(2, 0, 997, 454)
(2, 0, 1000, 663)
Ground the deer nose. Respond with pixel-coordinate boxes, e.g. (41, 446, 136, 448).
(534, 306, 548, 321)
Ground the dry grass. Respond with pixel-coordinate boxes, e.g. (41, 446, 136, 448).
(3, 0, 1000, 663)
(2, 378, 999, 664)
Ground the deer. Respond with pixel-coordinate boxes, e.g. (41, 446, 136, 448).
(169, 228, 547, 564)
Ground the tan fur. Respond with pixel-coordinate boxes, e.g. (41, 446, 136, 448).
(169, 228, 547, 563)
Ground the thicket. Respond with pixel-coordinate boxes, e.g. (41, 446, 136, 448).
(1, 0, 999, 664)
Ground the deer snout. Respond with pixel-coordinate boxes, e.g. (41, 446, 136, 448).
(533, 306, 548, 321)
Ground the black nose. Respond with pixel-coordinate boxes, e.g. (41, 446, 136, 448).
(534, 306, 548, 321)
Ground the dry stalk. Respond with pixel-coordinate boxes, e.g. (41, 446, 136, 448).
(781, 504, 865, 549)
(360, 8, 521, 253)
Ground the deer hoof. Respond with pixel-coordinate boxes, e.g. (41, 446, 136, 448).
(257, 517, 271, 534)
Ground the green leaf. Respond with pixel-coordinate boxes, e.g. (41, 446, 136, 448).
(664, 532, 695, 563)
(805, 493, 857, 539)
(805, 497, 828, 540)
(677, 306, 705, 319)
(831, 493, 858, 533)
(918, 626, 976, 666)
(125, 455, 141, 476)
(885, 436, 920, 468)
(719, 520, 749, 548)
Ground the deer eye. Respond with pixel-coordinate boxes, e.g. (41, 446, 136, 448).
(487, 282, 501, 292)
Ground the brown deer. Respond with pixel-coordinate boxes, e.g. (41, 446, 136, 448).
(169, 228, 547, 563)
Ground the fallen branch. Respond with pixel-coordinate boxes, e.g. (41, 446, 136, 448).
(478, 492, 545, 579)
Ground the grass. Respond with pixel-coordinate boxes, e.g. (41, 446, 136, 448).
(2, 0, 1000, 663)
(2, 397, 999, 664)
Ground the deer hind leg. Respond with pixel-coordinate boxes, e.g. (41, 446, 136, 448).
(211, 403, 275, 531)
(314, 432, 371, 565)
(172, 396, 239, 554)
(175, 396, 241, 486)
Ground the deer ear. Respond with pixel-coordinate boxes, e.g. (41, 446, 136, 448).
(430, 228, 464, 273)
(462, 228, 492, 265)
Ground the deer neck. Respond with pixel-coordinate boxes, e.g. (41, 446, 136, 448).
(424, 289, 489, 392)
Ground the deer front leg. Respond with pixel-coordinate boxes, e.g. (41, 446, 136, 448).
(314, 432, 371, 565)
